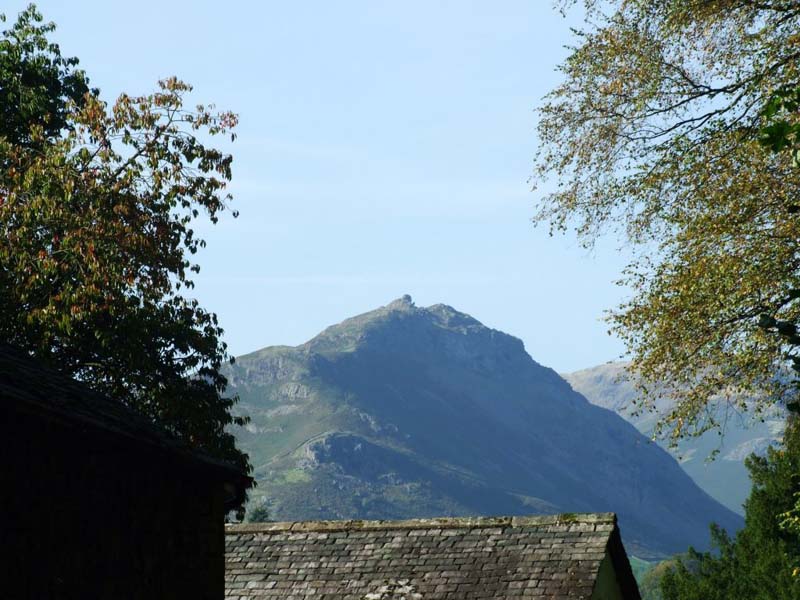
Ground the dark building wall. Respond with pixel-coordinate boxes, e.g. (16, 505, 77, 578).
(3, 405, 226, 600)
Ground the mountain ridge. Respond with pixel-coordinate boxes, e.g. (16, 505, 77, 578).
(564, 361, 785, 515)
(228, 296, 743, 558)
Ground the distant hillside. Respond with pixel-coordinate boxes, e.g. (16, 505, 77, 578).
(564, 362, 785, 515)
(227, 296, 742, 558)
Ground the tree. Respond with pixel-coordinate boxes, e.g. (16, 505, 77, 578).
(755, 85, 800, 565)
(658, 419, 800, 600)
(638, 558, 677, 600)
(0, 6, 251, 493)
(534, 1, 800, 439)
(758, 86, 800, 394)
(247, 502, 271, 523)
(0, 5, 92, 147)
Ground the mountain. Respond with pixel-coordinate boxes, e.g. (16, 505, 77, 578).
(564, 362, 785, 515)
(227, 296, 742, 558)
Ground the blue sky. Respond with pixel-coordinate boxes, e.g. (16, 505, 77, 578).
(9, 1, 632, 372)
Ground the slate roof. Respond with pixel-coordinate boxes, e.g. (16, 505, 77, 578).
(225, 513, 641, 599)
(0, 344, 250, 505)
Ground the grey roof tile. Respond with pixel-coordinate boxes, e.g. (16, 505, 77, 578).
(225, 513, 639, 599)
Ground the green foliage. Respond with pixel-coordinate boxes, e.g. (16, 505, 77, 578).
(757, 86, 800, 393)
(247, 502, 271, 523)
(780, 492, 800, 566)
(0, 6, 251, 498)
(658, 420, 800, 600)
(638, 558, 678, 600)
(535, 0, 800, 440)
(629, 556, 655, 583)
(756, 86, 800, 553)
(760, 87, 800, 165)
(0, 4, 92, 148)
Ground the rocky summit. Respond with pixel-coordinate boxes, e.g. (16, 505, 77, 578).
(227, 296, 743, 558)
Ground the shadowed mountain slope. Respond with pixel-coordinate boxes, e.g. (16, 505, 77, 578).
(564, 362, 785, 515)
(227, 296, 742, 558)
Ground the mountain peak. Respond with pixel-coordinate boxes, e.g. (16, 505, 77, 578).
(229, 299, 744, 558)
(299, 297, 518, 359)
(386, 295, 415, 311)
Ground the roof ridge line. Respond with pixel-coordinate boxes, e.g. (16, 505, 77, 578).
(225, 512, 617, 534)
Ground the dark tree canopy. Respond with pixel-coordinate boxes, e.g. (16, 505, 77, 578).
(0, 6, 251, 492)
(535, 0, 800, 439)
(659, 419, 800, 600)
(0, 5, 92, 148)
(247, 503, 271, 524)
